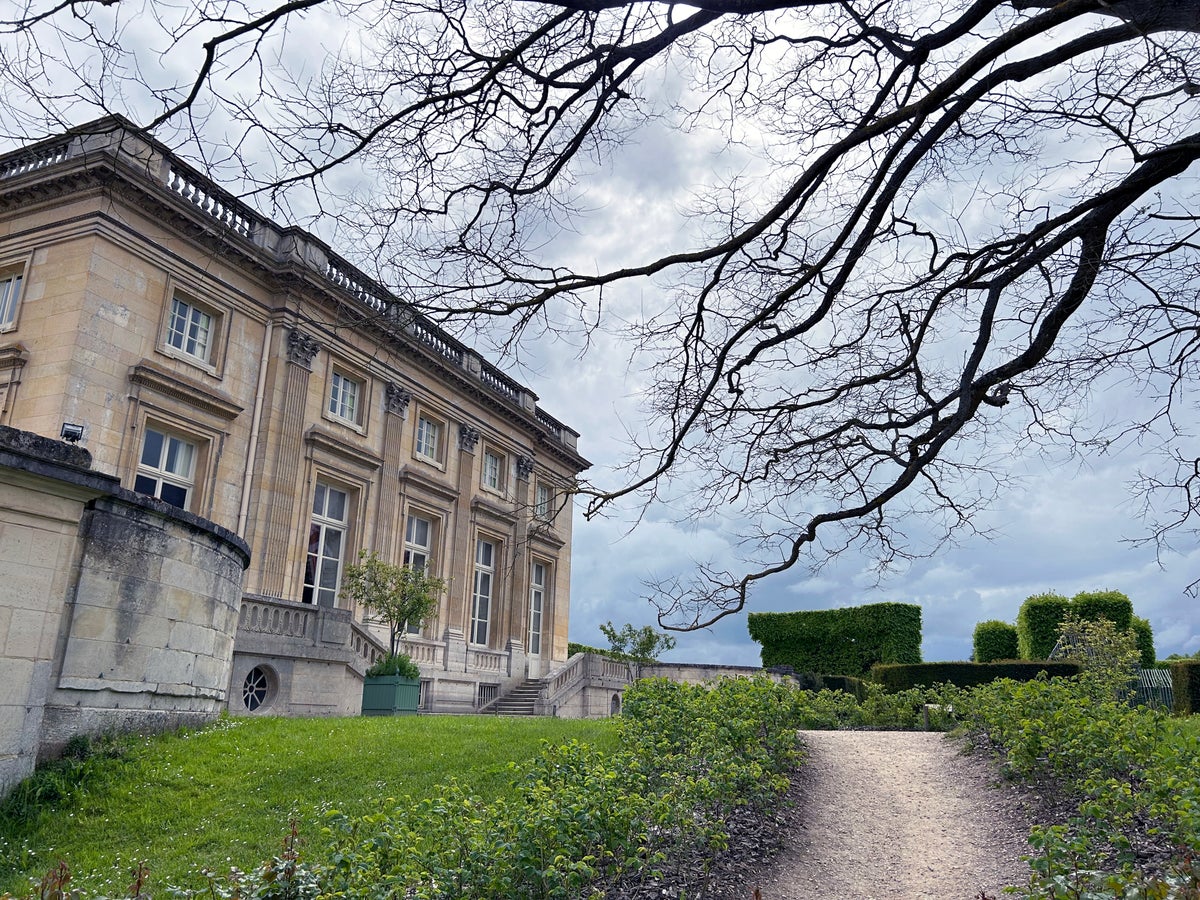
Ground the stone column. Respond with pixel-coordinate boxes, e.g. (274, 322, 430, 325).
(508, 453, 536, 651)
(256, 328, 319, 597)
(443, 423, 479, 660)
(375, 382, 411, 557)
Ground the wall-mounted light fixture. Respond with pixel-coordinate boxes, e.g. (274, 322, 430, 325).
(60, 422, 84, 443)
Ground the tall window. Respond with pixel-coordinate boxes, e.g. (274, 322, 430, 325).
(0, 267, 23, 331)
(134, 427, 196, 509)
(166, 293, 214, 363)
(415, 415, 441, 461)
(403, 514, 432, 572)
(535, 482, 554, 519)
(303, 482, 349, 606)
(403, 514, 433, 635)
(328, 371, 361, 424)
(482, 450, 503, 491)
(471, 538, 495, 645)
(528, 561, 547, 655)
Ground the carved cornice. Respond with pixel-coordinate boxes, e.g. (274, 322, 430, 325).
(471, 495, 518, 527)
(397, 464, 461, 503)
(0, 342, 28, 373)
(128, 360, 244, 421)
(303, 426, 383, 473)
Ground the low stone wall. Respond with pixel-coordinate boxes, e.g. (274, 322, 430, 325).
(0, 426, 249, 792)
(639, 662, 764, 684)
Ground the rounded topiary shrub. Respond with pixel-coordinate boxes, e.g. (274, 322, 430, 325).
(973, 620, 1019, 663)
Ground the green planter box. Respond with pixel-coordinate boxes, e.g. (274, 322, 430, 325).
(362, 675, 420, 716)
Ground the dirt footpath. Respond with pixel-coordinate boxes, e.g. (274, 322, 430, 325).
(752, 731, 1034, 900)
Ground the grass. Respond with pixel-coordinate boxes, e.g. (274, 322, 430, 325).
(0, 715, 618, 896)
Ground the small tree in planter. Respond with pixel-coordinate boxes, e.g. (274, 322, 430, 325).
(341, 550, 445, 715)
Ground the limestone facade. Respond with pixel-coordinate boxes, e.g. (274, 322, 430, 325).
(0, 118, 588, 720)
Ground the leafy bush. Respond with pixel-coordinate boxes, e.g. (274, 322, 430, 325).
(972, 620, 1018, 663)
(365, 654, 422, 679)
(1172, 660, 1200, 716)
(871, 660, 1080, 692)
(748, 602, 921, 677)
(598, 621, 676, 662)
(963, 672, 1200, 897)
(1131, 615, 1156, 668)
(1070, 589, 1133, 631)
(1016, 592, 1070, 660)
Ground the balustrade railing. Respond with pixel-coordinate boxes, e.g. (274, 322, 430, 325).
(401, 636, 444, 668)
(469, 647, 505, 673)
(238, 596, 314, 639)
(166, 166, 257, 239)
(0, 142, 69, 180)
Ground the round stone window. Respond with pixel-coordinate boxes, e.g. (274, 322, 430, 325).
(242, 665, 275, 712)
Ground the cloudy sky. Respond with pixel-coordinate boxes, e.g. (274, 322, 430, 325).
(5, 0, 1198, 667)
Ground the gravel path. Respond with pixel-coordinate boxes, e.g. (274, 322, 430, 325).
(751, 731, 1035, 900)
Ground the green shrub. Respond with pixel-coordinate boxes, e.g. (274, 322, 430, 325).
(963, 671, 1200, 896)
(747, 602, 921, 677)
(1071, 589, 1133, 631)
(1016, 592, 1070, 659)
(1131, 615, 1156, 668)
(1171, 661, 1200, 716)
(972, 620, 1018, 663)
(365, 654, 421, 679)
(872, 660, 1081, 692)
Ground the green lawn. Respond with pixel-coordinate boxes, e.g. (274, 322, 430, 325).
(0, 715, 618, 896)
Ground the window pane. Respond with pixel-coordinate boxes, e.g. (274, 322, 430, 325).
(159, 482, 188, 508)
(165, 436, 195, 477)
(0, 272, 22, 327)
(326, 487, 347, 522)
(134, 474, 158, 496)
(476, 539, 493, 568)
(323, 527, 342, 559)
(312, 483, 326, 515)
(140, 429, 164, 467)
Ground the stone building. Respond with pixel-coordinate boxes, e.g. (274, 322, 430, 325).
(0, 117, 590, 736)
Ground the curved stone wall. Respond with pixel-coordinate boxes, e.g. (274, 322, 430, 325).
(0, 426, 249, 791)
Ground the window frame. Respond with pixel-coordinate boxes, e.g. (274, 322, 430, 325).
(133, 423, 199, 511)
(528, 559, 549, 656)
(414, 411, 446, 466)
(481, 447, 506, 493)
(470, 537, 497, 646)
(326, 367, 366, 429)
(402, 511, 437, 635)
(158, 285, 226, 372)
(0, 258, 29, 333)
(302, 480, 352, 607)
(535, 481, 555, 520)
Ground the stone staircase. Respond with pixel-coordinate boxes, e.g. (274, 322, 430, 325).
(484, 678, 544, 716)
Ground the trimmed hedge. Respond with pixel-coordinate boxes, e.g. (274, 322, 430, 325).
(872, 660, 1083, 692)
(973, 620, 1019, 663)
(1171, 661, 1200, 716)
(1016, 590, 1136, 659)
(1016, 592, 1070, 659)
(1072, 590, 1133, 631)
(1131, 615, 1156, 668)
(748, 602, 921, 677)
